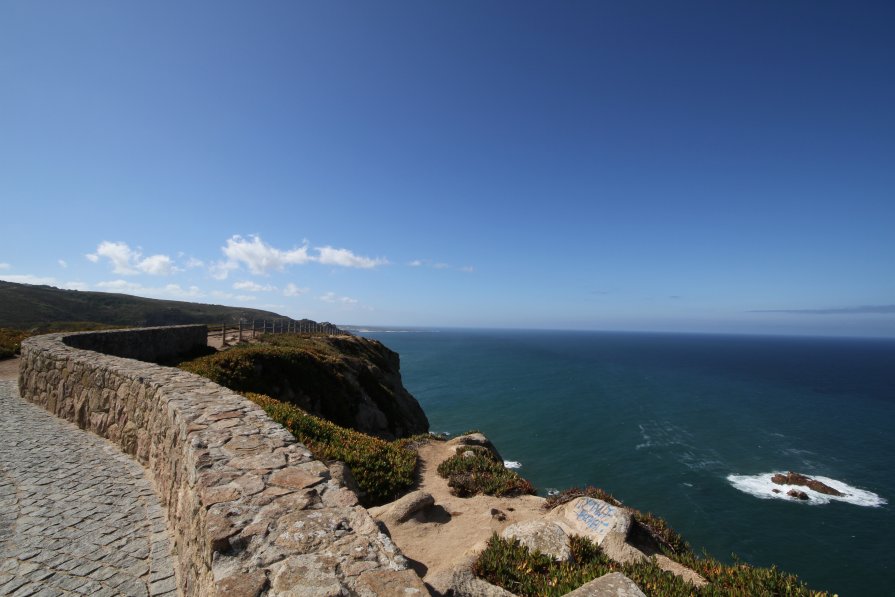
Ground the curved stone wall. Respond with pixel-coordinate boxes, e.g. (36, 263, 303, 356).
(18, 326, 425, 596)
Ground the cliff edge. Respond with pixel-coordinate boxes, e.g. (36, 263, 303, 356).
(180, 333, 429, 440)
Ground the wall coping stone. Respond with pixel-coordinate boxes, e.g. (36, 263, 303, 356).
(18, 326, 424, 596)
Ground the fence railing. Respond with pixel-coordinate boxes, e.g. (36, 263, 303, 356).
(209, 320, 347, 347)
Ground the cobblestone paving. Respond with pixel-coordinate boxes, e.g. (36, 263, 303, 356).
(0, 381, 177, 597)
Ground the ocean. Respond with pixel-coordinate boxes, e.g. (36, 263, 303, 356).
(358, 328, 894, 596)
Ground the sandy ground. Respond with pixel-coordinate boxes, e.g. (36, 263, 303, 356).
(0, 357, 19, 381)
(369, 440, 547, 587)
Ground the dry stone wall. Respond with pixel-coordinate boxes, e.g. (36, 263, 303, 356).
(18, 326, 425, 597)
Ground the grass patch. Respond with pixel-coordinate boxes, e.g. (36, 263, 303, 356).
(474, 533, 831, 597)
(437, 445, 536, 498)
(0, 328, 29, 359)
(0, 323, 119, 360)
(245, 393, 417, 506)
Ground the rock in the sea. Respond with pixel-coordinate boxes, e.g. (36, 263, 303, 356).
(787, 489, 810, 501)
(501, 520, 571, 561)
(562, 572, 647, 597)
(771, 471, 844, 496)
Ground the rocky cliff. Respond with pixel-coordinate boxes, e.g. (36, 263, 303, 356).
(180, 333, 430, 440)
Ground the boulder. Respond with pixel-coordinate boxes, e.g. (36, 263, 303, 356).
(425, 556, 517, 597)
(562, 572, 646, 597)
(546, 497, 646, 565)
(500, 520, 571, 561)
(545, 497, 632, 546)
(372, 490, 434, 525)
(771, 471, 844, 496)
(787, 489, 810, 501)
(354, 569, 428, 596)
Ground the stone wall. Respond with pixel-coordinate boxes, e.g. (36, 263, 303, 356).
(18, 326, 426, 597)
(62, 325, 208, 363)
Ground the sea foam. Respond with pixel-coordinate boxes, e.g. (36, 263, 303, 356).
(727, 472, 886, 507)
(504, 460, 522, 470)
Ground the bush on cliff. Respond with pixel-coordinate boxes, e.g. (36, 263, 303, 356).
(179, 333, 429, 439)
(474, 533, 831, 597)
(0, 323, 118, 359)
(0, 328, 29, 359)
(437, 445, 536, 497)
(245, 393, 417, 506)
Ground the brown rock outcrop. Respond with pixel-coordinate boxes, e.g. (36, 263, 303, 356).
(771, 471, 844, 496)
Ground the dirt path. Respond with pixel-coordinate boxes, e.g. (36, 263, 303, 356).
(0, 358, 19, 381)
(369, 439, 546, 589)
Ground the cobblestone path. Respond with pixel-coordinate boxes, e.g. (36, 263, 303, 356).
(0, 381, 177, 597)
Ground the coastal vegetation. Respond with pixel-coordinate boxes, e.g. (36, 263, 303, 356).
(179, 332, 429, 438)
(0, 328, 28, 359)
(244, 393, 418, 506)
(437, 445, 536, 497)
(0, 323, 120, 359)
(474, 532, 831, 597)
(472, 485, 832, 596)
(0, 280, 289, 329)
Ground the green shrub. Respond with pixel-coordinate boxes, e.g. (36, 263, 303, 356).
(474, 534, 693, 596)
(245, 393, 416, 506)
(437, 445, 536, 498)
(0, 328, 29, 359)
(474, 534, 831, 597)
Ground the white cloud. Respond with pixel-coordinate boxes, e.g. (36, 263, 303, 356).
(213, 235, 388, 278)
(220, 235, 311, 276)
(0, 263, 9, 270)
(210, 290, 255, 302)
(139, 254, 177, 275)
(58, 260, 68, 268)
(407, 259, 475, 273)
(283, 283, 309, 297)
(0, 274, 57, 285)
(233, 280, 276, 292)
(96, 279, 143, 292)
(64, 281, 88, 291)
(184, 257, 204, 269)
(316, 246, 388, 269)
(164, 284, 202, 298)
(96, 280, 201, 298)
(87, 241, 179, 275)
(320, 291, 358, 305)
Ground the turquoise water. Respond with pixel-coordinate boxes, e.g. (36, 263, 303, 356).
(359, 329, 895, 596)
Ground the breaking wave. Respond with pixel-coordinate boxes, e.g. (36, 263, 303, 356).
(727, 472, 886, 507)
(504, 460, 522, 470)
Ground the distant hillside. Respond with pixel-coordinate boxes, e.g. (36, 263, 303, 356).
(0, 281, 293, 329)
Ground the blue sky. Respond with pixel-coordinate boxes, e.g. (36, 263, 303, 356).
(1, 1, 893, 336)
